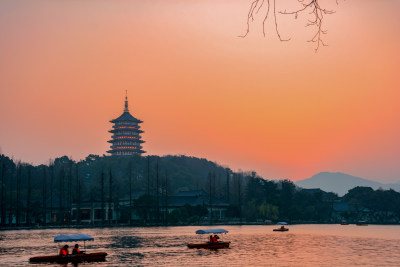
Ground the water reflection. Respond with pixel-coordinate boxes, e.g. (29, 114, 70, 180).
(1, 225, 400, 266)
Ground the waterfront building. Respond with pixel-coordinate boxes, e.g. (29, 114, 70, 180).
(107, 93, 145, 156)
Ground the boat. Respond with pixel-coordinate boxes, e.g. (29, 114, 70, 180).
(187, 229, 230, 249)
(274, 222, 289, 231)
(29, 252, 107, 263)
(356, 221, 368, 226)
(273, 227, 289, 232)
(29, 234, 107, 263)
(341, 220, 349, 225)
(187, 242, 230, 249)
(264, 220, 272, 225)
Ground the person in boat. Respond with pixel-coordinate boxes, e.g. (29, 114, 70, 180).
(209, 235, 213, 243)
(72, 244, 81, 255)
(212, 235, 219, 243)
(280, 225, 285, 230)
(59, 245, 69, 256)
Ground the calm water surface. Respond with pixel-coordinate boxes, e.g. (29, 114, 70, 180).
(1, 225, 400, 266)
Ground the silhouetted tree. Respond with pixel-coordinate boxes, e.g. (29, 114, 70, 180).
(0, 162, 5, 226)
(164, 170, 169, 225)
(208, 172, 213, 224)
(8, 164, 15, 225)
(101, 171, 105, 224)
(16, 164, 21, 226)
(109, 169, 113, 224)
(26, 167, 32, 226)
(68, 164, 72, 224)
(49, 163, 54, 224)
(42, 166, 47, 225)
(226, 169, 231, 204)
(129, 163, 133, 224)
(57, 168, 64, 224)
(279, 179, 295, 221)
(76, 165, 81, 224)
(156, 160, 160, 224)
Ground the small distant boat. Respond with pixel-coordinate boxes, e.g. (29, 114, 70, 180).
(356, 221, 368, 226)
(341, 220, 349, 225)
(264, 220, 272, 225)
(187, 229, 230, 249)
(273, 227, 289, 232)
(29, 234, 107, 263)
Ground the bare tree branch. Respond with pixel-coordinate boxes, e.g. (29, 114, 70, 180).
(262, 0, 270, 37)
(274, 0, 290, 41)
(239, 0, 260, 38)
(242, 0, 339, 51)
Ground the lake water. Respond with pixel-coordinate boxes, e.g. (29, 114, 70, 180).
(1, 225, 400, 266)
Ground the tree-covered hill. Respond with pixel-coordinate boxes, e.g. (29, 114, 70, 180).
(1, 153, 400, 226)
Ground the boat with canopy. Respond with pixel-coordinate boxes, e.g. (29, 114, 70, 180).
(29, 234, 107, 263)
(187, 229, 230, 249)
(273, 227, 289, 232)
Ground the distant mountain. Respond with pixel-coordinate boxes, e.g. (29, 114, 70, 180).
(295, 172, 400, 196)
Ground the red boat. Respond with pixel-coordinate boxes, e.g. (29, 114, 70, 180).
(273, 228, 289, 232)
(187, 242, 230, 249)
(188, 229, 230, 249)
(29, 252, 107, 263)
(29, 234, 107, 264)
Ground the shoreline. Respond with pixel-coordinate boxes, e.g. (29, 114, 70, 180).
(2, 221, 400, 231)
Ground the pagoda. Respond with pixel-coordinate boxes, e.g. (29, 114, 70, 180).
(107, 92, 145, 156)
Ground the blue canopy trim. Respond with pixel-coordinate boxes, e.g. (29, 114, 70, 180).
(195, 229, 228, 234)
(54, 234, 95, 243)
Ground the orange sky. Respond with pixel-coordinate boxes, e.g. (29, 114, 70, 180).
(1, 0, 399, 182)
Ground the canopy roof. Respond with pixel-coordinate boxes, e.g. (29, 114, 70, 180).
(54, 234, 94, 243)
(276, 222, 288, 225)
(195, 229, 228, 234)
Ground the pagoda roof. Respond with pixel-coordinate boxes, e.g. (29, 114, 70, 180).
(109, 144, 144, 150)
(109, 129, 144, 134)
(110, 111, 143, 123)
(108, 139, 144, 143)
(107, 148, 146, 154)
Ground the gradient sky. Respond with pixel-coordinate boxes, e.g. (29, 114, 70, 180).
(1, 0, 399, 182)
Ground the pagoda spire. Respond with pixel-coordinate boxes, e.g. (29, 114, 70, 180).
(124, 90, 129, 112)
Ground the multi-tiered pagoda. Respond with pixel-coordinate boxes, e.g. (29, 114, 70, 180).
(107, 93, 145, 156)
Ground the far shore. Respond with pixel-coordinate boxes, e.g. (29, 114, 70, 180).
(2, 221, 400, 231)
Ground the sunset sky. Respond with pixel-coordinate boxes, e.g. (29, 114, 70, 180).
(1, 0, 399, 183)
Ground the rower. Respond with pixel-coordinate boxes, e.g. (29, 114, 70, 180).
(72, 244, 81, 254)
(212, 235, 219, 243)
(59, 245, 69, 256)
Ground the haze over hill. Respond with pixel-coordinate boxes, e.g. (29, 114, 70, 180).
(295, 172, 400, 196)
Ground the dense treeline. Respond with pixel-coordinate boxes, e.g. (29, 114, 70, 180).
(0, 153, 236, 226)
(341, 186, 400, 223)
(1, 153, 400, 227)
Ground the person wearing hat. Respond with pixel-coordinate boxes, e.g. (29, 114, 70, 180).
(59, 245, 69, 256)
